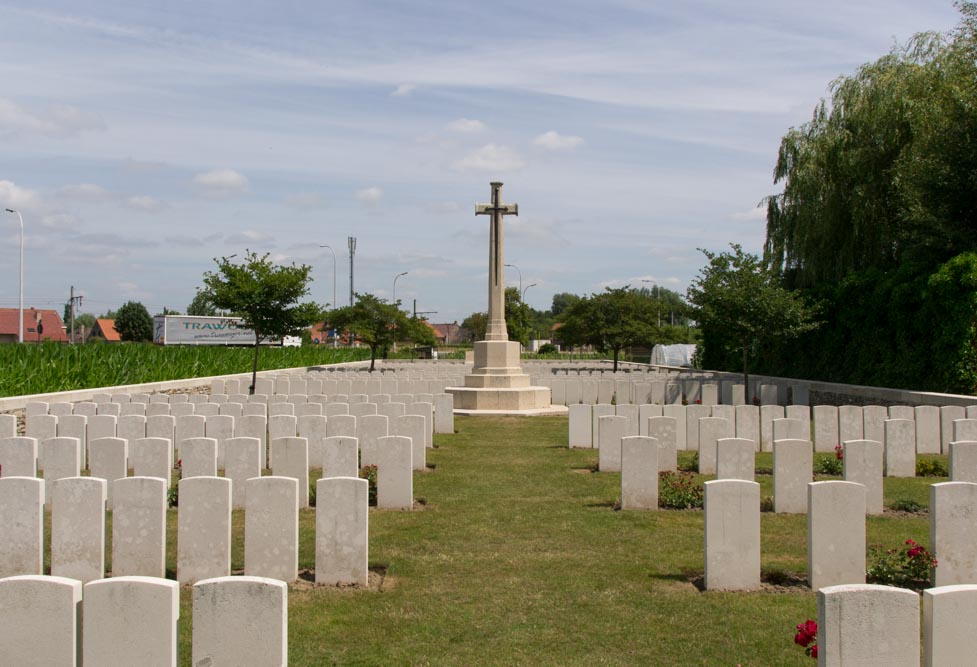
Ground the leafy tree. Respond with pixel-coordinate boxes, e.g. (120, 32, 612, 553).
(114, 301, 154, 342)
(504, 287, 533, 346)
(202, 251, 323, 394)
(687, 245, 820, 392)
(73, 313, 97, 331)
(186, 290, 218, 316)
(558, 287, 657, 371)
(460, 312, 487, 343)
(550, 292, 581, 318)
(327, 294, 431, 371)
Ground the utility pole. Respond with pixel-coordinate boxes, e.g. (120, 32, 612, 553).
(347, 236, 356, 307)
(67, 286, 83, 344)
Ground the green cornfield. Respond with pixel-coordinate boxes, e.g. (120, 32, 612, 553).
(0, 343, 370, 398)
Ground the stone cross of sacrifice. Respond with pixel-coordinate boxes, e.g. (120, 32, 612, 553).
(475, 181, 518, 342)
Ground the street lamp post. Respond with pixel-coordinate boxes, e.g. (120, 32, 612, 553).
(392, 271, 408, 305)
(641, 279, 661, 327)
(320, 245, 337, 347)
(522, 282, 537, 300)
(505, 263, 522, 295)
(5, 208, 24, 343)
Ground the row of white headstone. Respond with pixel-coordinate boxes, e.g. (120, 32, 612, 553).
(2, 432, 417, 509)
(816, 582, 977, 666)
(215, 373, 460, 398)
(534, 376, 811, 406)
(0, 574, 287, 666)
(0, 473, 371, 586)
(17, 407, 433, 473)
(568, 402, 977, 456)
(702, 479, 977, 592)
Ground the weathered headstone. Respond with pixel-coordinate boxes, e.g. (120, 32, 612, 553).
(322, 436, 359, 478)
(0, 575, 82, 666)
(315, 477, 369, 586)
(620, 436, 658, 510)
(843, 439, 884, 514)
(773, 438, 812, 514)
(130, 437, 172, 484)
(839, 405, 864, 444)
(376, 435, 412, 509)
(808, 481, 866, 590)
(734, 404, 759, 451)
(884, 418, 916, 477)
(245, 476, 299, 581)
(224, 436, 261, 509)
(647, 416, 678, 471)
(704, 480, 760, 590)
(88, 436, 127, 508)
(568, 404, 593, 449)
(0, 437, 37, 477)
(271, 437, 310, 508)
(817, 584, 919, 666)
(82, 576, 180, 666)
(923, 584, 977, 666)
(598, 415, 628, 472)
(51, 476, 106, 583)
(177, 476, 231, 584)
(930, 481, 977, 586)
(181, 437, 218, 479)
(716, 437, 754, 481)
(0, 477, 43, 576)
(192, 576, 288, 666)
(698, 416, 733, 475)
(112, 476, 167, 578)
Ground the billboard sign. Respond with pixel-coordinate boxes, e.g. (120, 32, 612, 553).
(153, 316, 273, 346)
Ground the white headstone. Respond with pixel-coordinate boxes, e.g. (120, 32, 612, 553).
(759, 405, 785, 452)
(245, 476, 299, 582)
(773, 438, 813, 514)
(598, 415, 628, 473)
(843, 439, 884, 515)
(0, 477, 43, 576)
(235, 415, 267, 469)
(697, 416, 733, 475)
(192, 576, 288, 667)
(51, 476, 106, 583)
(839, 405, 864, 444)
(181, 437, 218, 479)
(0, 575, 82, 666)
(647, 416, 677, 471)
(357, 414, 389, 468)
(41, 437, 81, 504)
(376, 435, 412, 509)
(923, 584, 977, 667)
(82, 576, 179, 667)
(620, 436, 658, 510)
(112, 476, 167, 578)
(931, 481, 977, 587)
(813, 405, 840, 453)
(734, 404, 759, 451)
(322, 436, 359, 478)
(704, 479, 760, 590)
(130, 437, 172, 485)
(808, 481, 866, 590)
(315, 477, 369, 586)
(942, 406, 967, 453)
(224, 436, 261, 509)
(395, 414, 427, 471)
(569, 404, 593, 449)
(177, 476, 231, 584)
(716, 437, 755, 481)
(271, 437, 310, 508)
(817, 584, 919, 666)
(884, 418, 916, 477)
(0, 437, 37, 477)
(88, 436, 127, 509)
(915, 405, 941, 454)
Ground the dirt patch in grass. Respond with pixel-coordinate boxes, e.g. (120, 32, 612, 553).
(884, 508, 928, 518)
(291, 565, 394, 592)
(686, 569, 809, 593)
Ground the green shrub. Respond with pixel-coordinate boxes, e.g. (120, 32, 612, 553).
(889, 498, 924, 513)
(760, 495, 774, 512)
(677, 451, 699, 473)
(866, 538, 936, 590)
(813, 446, 844, 476)
(916, 457, 948, 477)
(658, 471, 704, 509)
(536, 343, 558, 355)
(359, 465, 378, 506)
(167, 483, 179, 508)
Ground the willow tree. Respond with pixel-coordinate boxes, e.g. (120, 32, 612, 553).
(764, 3, 977, 284)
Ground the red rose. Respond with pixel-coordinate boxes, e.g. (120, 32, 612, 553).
(794, 620, 817, 647)
(905, 538, 917, 546)
(810, 644, 818, 658)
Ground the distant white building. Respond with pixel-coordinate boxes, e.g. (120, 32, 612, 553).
(651, 344, 696, 367)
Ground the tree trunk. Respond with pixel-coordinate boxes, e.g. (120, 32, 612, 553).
(613, 348, 619, 372)
(369, 345, 377, 372)
(742, 343, 750, 402)
(250, 335, 261, 395)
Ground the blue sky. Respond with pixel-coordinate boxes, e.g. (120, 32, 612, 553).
(0, 1, 962, 325)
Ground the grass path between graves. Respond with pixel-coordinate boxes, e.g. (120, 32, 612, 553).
(82, 415, 937, 665)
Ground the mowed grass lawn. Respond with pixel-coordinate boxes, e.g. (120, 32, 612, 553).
(54, 415, 938, 665)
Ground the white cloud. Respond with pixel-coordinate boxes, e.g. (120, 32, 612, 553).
(0, 180, 42, 210)
(446, 118, 485, 133)
(60, 183, 110, 199)
(731, 205, 767, 221)
(125, 195, 164, 212)
(0, 98, 105, 137)
(192, 169, 249, 196)
(532, 131, 584, 150)
(284, 192, 326, 209)
(391, 83, 416, 97)
(455, 144, 525, 172)
(355, 186, 383, 205)
(225, 229, 273, 245)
